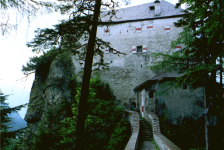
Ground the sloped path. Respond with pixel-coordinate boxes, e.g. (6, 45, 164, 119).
(138, 119, 157, 150)
(138, 141, 157, 150)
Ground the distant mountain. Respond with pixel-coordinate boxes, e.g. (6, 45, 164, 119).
(8, 112, 27, 131)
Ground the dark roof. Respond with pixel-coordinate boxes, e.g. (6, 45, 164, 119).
(133, 72, 184, 92)
(101, 0, 185, 22)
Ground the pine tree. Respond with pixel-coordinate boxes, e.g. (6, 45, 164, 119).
(150, 0, 224, 149)
(0, 0, 54, 35)
(22, 1, 121, 149)
(0, 90, 27, 149)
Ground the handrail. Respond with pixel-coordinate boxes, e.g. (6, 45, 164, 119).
(147, 112, 181, 150)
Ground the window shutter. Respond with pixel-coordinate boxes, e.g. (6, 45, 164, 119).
(104, 28, 110, 34)
(136, 26, 142, 33)
(175, 45, 181, 51)
(143, 45, 147, 52)
(147, 24, 153, 30)
(113, 48, 116, 53)
(165, 26, 170, 32)
(105, 48, 109, 53)
(132, 46, 136, 53)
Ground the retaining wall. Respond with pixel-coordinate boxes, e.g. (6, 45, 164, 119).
(124, 111, 139, 150)
(146, 112, 181, 150)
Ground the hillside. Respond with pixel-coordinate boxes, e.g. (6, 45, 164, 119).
(8, 112, 27, 131)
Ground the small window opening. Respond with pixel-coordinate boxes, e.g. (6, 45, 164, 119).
(183, 84, 187, 89)
(131, 102, 136, 109)
(137, 46, 142, 52)
(80, 63, 84, 70)
(141, 64, 142, 68)
(149, 91, 154, 98)
(109, 48, 113, 53)
(150, 6, 155, 10)
(111, 61, 113, 63)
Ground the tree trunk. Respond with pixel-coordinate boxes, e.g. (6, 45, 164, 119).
(73, 0, 101, 149)
(202, 36, 210, 150)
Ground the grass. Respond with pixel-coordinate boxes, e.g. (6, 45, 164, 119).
(150, 138, 160, 150)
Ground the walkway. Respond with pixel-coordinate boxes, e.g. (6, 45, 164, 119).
(138, 141, 157, 150)
(137, 119, 157, 150)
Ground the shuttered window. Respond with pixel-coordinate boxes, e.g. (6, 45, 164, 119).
(132, 46, 137, 53)
(137, 46, 142, 52)
(164, 26, 170, 32)
(147, 24, 153, 30)
(143, 45, 147, 52)
(132, 45, 147, 53)
(109, 48, 113, 53)
(136, 26, 142, 33)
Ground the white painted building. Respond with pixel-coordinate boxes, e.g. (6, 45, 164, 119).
(73, 0, 185, 108)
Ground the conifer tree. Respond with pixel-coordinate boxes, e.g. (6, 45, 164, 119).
(0, 90, 27, 149)
(22, 1, 121, 149)
(150, 0, 224, 149)
(0, 0, 54, 35)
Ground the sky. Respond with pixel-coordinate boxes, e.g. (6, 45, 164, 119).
(0, 0, 179, 119)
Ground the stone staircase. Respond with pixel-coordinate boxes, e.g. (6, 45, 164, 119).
(139, 119, 153, 141)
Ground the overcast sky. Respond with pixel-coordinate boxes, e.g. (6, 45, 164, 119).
(0, 0, 179, 119)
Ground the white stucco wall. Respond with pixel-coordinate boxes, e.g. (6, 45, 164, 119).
(72, 8, 184, 106)
(94, 17, 183, 106)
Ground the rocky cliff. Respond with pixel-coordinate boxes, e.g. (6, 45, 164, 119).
(24, 54, 75, 138)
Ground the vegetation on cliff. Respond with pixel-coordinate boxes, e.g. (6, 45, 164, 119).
(19, 76, 130, 150)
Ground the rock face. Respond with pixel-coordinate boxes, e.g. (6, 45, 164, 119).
(24, 56, 75, 136)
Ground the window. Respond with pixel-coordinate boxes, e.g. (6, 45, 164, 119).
(137, 46, 142, 52)
(132, 45, 147, 53)
(131, 102, 136, 109)
(149, 6, 155, 10)
(80, 62, 84, 70)
(109, 48, 113, 53)
(149, 91, 154, 98)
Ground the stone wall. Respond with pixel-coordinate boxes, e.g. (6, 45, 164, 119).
(73, 16, 183, 107)
(136, 80, 204, 125)
(124, 111, 139, 150)
(155, 82, 204, 124)
(146, 112, 181, 150)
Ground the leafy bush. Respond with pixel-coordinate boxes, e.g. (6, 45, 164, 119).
(159, 108, 205, 150)
(61, 76, 131, 150)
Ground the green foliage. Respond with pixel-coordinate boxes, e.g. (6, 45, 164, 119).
(150, 0, 224, 88)
(150, 139, 160, 150)
(22, 47, 74, 82)
(0, 92, 27, 149)
(159, 108, 205, 150)
(23, 98, 69, 150)
(106, 119, 131, 150)
(60, 76, 131, 150)
(22, 47, 58, 79)
(21, 76, 130, 150)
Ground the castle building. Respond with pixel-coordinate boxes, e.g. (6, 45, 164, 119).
(74, 0, 186, 109)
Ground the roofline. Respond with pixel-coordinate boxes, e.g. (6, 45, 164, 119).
(133, 77, 177, 92)
(100, 14, 186, 25)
